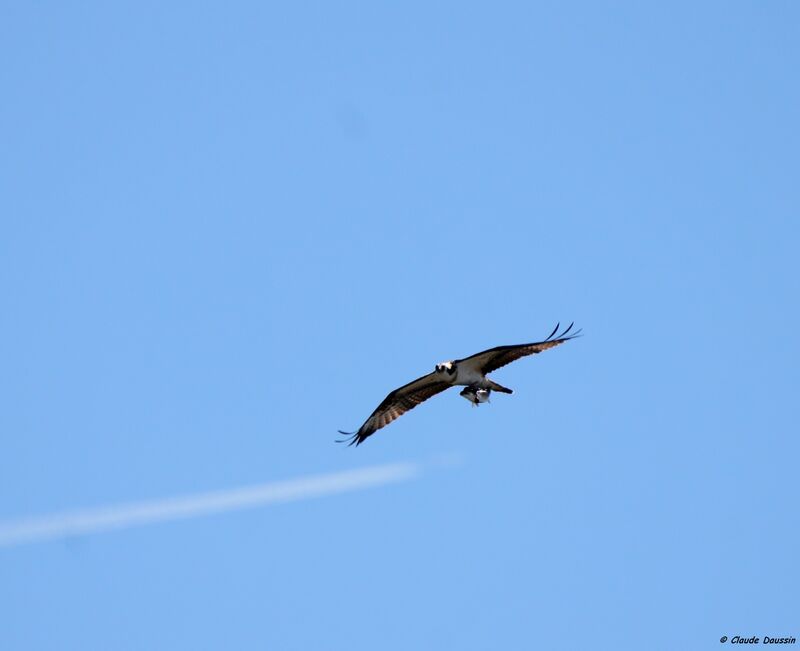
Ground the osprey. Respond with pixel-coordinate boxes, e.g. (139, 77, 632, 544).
(338, 322, 581, 446)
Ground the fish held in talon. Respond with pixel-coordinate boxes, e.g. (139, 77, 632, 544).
(460, 387, 491, 406)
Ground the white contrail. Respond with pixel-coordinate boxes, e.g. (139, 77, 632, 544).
(0, 461, 420, 548)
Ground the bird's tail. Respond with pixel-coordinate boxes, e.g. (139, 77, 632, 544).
(487, 380, 513, 394)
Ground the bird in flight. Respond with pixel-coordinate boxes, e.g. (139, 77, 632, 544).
(338, 322, 581, 446)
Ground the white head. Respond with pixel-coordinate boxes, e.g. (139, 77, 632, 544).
(435, 361, 457, 377)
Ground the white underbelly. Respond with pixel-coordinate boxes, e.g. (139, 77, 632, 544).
(454, 366, 486, 387)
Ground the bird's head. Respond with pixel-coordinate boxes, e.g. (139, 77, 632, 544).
(435, 361, 457, 376)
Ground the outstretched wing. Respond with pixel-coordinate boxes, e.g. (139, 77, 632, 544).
(338, 373, 452, 446)
(457, 322, 582, 376)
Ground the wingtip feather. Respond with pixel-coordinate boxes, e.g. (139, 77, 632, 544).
(550, 321, 583, 342)
(336, 429, 366, 447)
(336, 430, 355, 444)
(545, 322, 560, 341)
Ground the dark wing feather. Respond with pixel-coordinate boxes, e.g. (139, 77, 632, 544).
(338, 373, 452, 446)
(457, 322, 582, 375)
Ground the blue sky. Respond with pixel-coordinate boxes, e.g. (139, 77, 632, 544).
(1, 2, 798, 649)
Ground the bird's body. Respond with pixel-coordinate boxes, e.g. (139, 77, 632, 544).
(430, 357, 514, 390)
(452, 364, 488, 388)
(338, 322, 581, 446)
